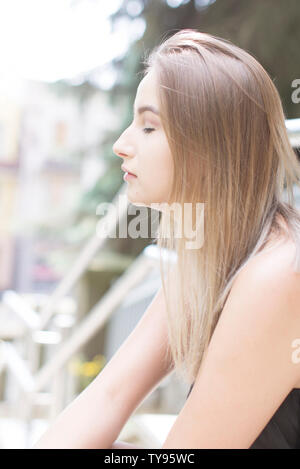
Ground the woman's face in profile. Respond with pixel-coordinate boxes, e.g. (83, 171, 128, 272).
(112, 68, 174, 209)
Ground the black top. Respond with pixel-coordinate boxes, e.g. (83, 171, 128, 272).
(186, 384, 300, 448)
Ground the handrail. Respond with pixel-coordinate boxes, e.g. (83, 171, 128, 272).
(33, 253, 158, 392)
(1, 341, 35, 393)
(0, 183, 129, 333)
(0, 249, 160, 396)
(2, 291, 40, 331)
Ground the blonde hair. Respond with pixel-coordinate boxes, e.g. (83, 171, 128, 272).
(142, 29, 300, 385)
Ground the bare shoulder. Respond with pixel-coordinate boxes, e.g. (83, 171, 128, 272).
(210, 237, 300, 387)
(238, 237, 298, 277)
(161, 239, 300, 448)
(232, 239, 300, 319)
(221, 238, 300, 344)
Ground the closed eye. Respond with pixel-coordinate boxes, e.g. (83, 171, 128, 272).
(143, 128, 155, 134)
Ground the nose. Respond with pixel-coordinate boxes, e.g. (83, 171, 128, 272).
(112, 140, 124, 159)
(112, 129, 134, 160)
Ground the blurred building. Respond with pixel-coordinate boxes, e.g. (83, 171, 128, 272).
(0, 78, 118, 294)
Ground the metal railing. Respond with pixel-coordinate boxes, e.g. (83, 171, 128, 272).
(0, 247, 161, 418)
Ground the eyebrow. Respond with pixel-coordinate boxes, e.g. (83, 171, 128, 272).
(134, 105, 160, 116)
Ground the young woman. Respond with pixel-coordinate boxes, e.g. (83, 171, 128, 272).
(34, 29, 300, 449)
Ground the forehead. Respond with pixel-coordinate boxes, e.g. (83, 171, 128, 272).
(135, 69, 159, 106)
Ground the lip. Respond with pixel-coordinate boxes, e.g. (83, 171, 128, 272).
(121, 165, 137, 177)
(123, 172, 137, 182)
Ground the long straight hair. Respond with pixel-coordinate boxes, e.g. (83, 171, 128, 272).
(142, 29, 300, 385)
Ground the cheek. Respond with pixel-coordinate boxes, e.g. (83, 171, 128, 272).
(143, 150, 174, 197)
(159, 146, 174, 183)
(144, 143, 173, 178)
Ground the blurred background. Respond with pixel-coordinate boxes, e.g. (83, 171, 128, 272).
(0, 0, 299, 449)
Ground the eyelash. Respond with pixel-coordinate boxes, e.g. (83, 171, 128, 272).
(143, 128, 155, 134)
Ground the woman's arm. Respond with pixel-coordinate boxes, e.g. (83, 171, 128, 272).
(33, 377, 122, 449)
(33, 286, 174, 449)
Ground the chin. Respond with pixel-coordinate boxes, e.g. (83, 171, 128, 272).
(126, 193, 147, 207)
(131, 201, 148, 207)
(126, 188, 166, 209)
